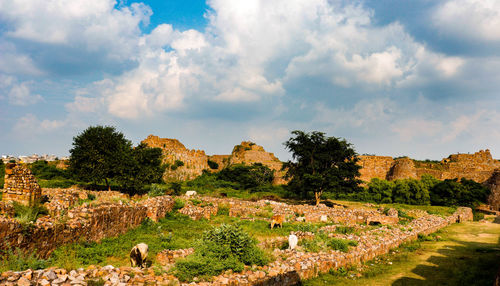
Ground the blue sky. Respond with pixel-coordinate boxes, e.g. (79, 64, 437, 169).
(1, 0, 500, 161)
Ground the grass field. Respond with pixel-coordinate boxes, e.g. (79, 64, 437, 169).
(305, 219, 500, 286)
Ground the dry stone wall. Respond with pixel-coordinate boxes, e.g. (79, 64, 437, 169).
(359, 150, 500, 210)
(0, 206, 471, 286)
(2, 163, 41, 206)
(0, 195, 174, 258)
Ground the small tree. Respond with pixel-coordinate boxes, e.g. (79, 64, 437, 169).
(283, 130, 361, 205)
(69, 126, 133, 191)
(119, 143, 165, 193)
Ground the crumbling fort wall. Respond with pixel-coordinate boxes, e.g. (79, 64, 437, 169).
(0, 196, 174, 258)
(2, 163, 41, 206)
(359, 150, 500, 210)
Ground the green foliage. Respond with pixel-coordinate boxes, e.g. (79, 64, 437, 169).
(187, 164, 278, 194)
(430, 178, 490, 208)
(169, 182, 183, 195)
(38, 179, 78, 188)
(13, 202, 48, 224)
(69, 126, 133, 191)
(217, 163, 274, 190)
(171, 160, 184, 170)
(149, 183, 168, 197)
(173, 198, 185, 211)
(335, 226, 355, 234)
(327, 238, 348, 252)
(69, 126, 164, 194)
(174, 224, 269, 282)
(0, 160, 4, 188)
(29, 160, 70, 180)
(0, 248, 47, 272)
(207, 160, 219, 170)
(119, 143, 165, 194)
(283, 130, 362, 205)
(473, 212, 485, 221)
(87, 279, 105, 286)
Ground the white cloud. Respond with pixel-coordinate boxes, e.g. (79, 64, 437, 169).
(433, 0, 500, 42)
(87, 0, 462, 118)
(7, 82, 42, 105)
(13, 114, 65, 135)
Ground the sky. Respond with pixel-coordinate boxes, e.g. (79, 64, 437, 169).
(1, 0, 500, 161)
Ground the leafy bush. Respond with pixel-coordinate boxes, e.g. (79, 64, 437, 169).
(217, 163, 274, 190)
(169, 182, 183, 195)
(473, 212, 485, 221)
(207, 160, 219, 170)
(173, 198, 185, 211)
(149, 183, 168, 197)
(327, 238, 350, 252)
(13, 202, 48, 224)
(335, 226, 355, 234)
(174, 224, 269, 282)
(38, 179, 78, 188)
(29, 160, 71, 180)
(0, 248, 47, 272)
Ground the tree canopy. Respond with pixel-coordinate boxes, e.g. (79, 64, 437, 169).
(283, 130, 362, 205)
(69, 126, 164, 193)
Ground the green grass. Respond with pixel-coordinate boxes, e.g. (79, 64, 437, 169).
(46, 212, 331, 270)
(304, 221, 500, 286)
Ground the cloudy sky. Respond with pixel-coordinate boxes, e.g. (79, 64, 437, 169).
(1, 0, 500, 161)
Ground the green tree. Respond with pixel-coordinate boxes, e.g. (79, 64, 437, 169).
(69, 126, 133, 191)
(283, 130, 361, 205)
(367, 178, 394, 203)
(119, 143, 165, 193)
(217, 163, 274, 190)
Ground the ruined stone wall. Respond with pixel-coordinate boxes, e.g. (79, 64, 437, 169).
(359, 150, 500, 183)
(358, 155, 394, 182)
(0, 196, 174, 258)
(359, 150, 500, 210)
(143, 135, 287, 184)
(142, 135, 209, 182)
(226, 141, 287, 184)
(2, 163, 41, 206)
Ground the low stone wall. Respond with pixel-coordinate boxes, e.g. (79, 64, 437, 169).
(0, 205, 473, 285)
(0, 196, 174, 258)
(206, 207, 472, 285)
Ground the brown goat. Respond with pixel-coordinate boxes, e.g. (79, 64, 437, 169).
(271, 214, 284, 229)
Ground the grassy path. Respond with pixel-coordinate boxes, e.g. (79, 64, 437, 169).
(305, 220, 500, 286)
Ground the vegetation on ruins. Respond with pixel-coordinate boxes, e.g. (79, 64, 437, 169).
(68, 126, 164, 194)
(345, 174, 489, 208)
(173, 224, 269, 281)
(187, 163, 278, 194)
(283, 130, 362, 205)
(0, 160, 4, 188)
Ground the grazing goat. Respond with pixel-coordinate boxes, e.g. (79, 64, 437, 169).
(270, 214, 284, 229)
(130, 243, 148, 268)
(288, 234, 298, 250)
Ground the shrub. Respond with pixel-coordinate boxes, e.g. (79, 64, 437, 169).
(149, 183, 168, 197)
(327, 238, 350, 252)
(13, 202, 48, 224)
(169, 182, 183, 195)
(173, 198, 185, 211)
(0, 248, 47, 272)
(207, 160, 219, 170)
(473, 212, 485, 221)
(335, 226, 355, 234)
(217, 204, 230, 216)
(174, 224, 269, 281)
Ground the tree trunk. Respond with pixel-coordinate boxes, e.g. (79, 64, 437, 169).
(315, 191, 322, 206)
(105, 178, 111, 192)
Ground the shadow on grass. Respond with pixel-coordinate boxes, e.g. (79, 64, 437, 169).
(392, 239, 500, 286)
